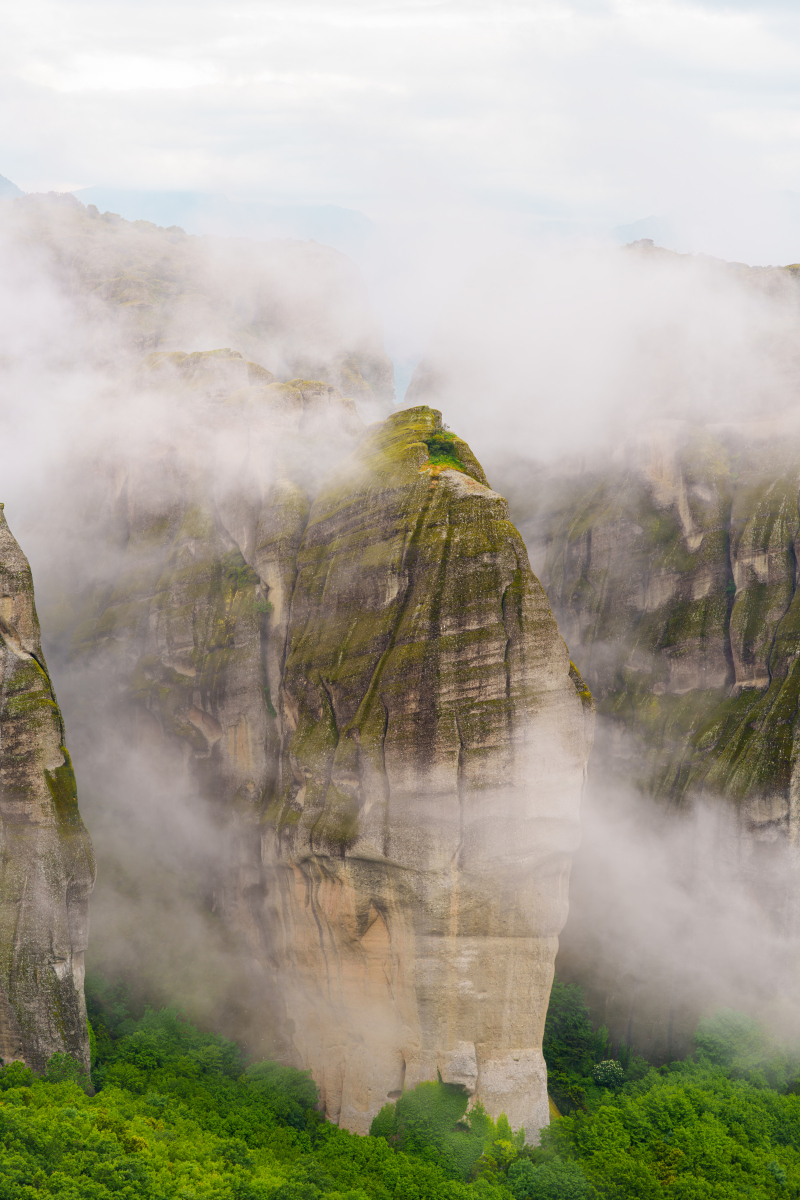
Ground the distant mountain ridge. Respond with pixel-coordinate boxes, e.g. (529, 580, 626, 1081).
(0, 173, 23, 199)
(72, 186, 374, 257)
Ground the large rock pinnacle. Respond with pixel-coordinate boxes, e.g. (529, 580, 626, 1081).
(0, 506, 95, 1071)
(265, 407, 594, 1135)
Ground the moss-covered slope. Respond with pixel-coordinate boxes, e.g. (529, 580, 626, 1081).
(0, 506, 95, 1071)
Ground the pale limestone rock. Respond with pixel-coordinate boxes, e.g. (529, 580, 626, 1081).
(64, 393, 592, 1136)
(265, 407, 594, 1136)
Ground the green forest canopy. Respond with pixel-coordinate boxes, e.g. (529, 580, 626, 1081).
(3, 977, 800, 1198)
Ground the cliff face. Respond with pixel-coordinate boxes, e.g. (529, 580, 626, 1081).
(0, 506, 95, 1071)
(266, 407, 593, 1134)
(523, 430, 800, 833)
(497, 430, 800, 1061)
(63, 393, 592, 1133)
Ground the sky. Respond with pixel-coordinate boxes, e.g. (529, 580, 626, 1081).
(2, 2, 800, 237)
(5, 0, 800, 375)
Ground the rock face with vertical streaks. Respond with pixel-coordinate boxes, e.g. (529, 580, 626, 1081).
(57, 390, 592, 1135)
(523, 428, 800, 825)
(265, 407, 594, 1134)
(0, 506, 95, 1071)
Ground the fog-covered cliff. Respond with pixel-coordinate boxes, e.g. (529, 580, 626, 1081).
(0, 195, 595, 1129)
(524, 427, 800, 832)
(59, 390, 592, 1132)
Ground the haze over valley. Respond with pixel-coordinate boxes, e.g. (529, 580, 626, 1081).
(7, 4, 800, 1195)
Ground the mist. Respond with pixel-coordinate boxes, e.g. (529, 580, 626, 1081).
(0, 193, 393, 1048)
(4, 181, 800, 1066)
(402, 241, 800, 461)
(557, 719, 800, 1061)
(400, 235, 800, 1056)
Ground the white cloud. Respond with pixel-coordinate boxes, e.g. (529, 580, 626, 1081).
(3, 0, 800, 277)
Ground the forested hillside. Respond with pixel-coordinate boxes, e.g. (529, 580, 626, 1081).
(5, 978, 800, 1200)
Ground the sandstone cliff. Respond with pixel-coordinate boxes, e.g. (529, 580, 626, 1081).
(523, 429, 800, 829)
(266, 407, 593, 1134)
(59, 390, 592, 1134)
(0, 505, 95, 1071)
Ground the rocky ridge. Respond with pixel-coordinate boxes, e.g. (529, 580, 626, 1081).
(2, 192, 394, 420)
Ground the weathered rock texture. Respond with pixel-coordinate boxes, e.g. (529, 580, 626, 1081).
(497, 426, 800, 1060)
(521, 428, 800, 829)
(62, 393, 592, 1134)
(0, 505, 95, 1071)
(264, 407, 594, 1134)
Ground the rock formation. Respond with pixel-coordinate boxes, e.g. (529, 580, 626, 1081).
(0, 505, 95, 1071)
(265, 407, 593, 1134)
(522, 428, 800, 827)
(62, 394, 592, 1134)
(0, 194, 594, 1128)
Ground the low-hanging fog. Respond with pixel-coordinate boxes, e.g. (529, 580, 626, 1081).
(3, 190, 800, 1056)
(403, 237, 800, 1058)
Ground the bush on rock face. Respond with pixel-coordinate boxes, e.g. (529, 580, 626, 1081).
(370, 1079, 499, 1181)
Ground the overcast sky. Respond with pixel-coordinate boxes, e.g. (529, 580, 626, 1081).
(2, 3, 800, 224)
(4, 0, 800, 334)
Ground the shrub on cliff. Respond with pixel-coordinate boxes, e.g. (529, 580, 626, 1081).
(370, 1079, 498, 1179)
(590, 1061, 624, 1090)
(245, 1061, 319, 1129)
(507, 1157, 589, 1199)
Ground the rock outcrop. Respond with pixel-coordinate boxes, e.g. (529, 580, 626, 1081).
(62, 393, 592, 1134)
(523, 428, 800, 828)
(265, 407, 593, 1134)
(0, 506, 95, 1071)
